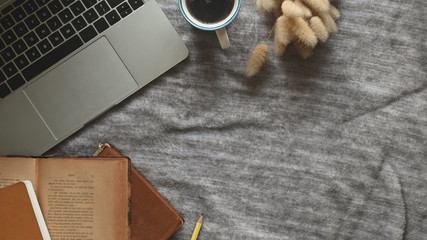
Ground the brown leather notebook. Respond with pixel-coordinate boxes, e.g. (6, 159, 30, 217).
(0, 181, 50, 240)
(94, 143, 184, 240)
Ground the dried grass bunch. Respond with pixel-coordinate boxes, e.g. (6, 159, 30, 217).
(246, 0, 340, 77)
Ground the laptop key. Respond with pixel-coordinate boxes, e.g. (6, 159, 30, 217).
(71, 16, 87, 31)
(70, 1, 85, 16)
(35, 0, 49, 7)
(23, 0, 39, 14)
(25, 14, 41, 29)
(14, 0, 25, 6)
(60, 0, 76, 7)
(49, 31, 64, 46)
(129, 0, 144, 10)
(60, 24, 75, 39)
(119, 8, 132, 18)
(25, 46, 41, 62)
(13, 22, 28, 37)
(35, 24, 50, 39)
(83, 8, 99, 24)
(107, 0, 125, 8)
(117, 2, 132, 18)
(79, 25, 97, 42)
(24, 31, 39, 47)
(22, 35, 83, 81)
(58, 8, 73, 24)
(95, 1, 110, 16)
(0, 57, 4, 68)
(36, 7, 51, 22)
(47, 16, 62, 32)
(1, 5, 13, 15)
(0, 15, 15, 30)
(37, 39, 52, 54)
(94, 18, 108, 33)
(105, 10, 120, 26)
(48, 0, 63, 15)
(0, 38, 5, 50)
(11, 7, 27, 22)
(83, 0, 98, 8)
(0, 83, 11, 98)
(3, 62, 18, 77)
(2, 29, 17, 45)
(14, 55, 30, 69)
(7, 73, 25, 90)
(0, 47, 16, 62)
(0, 70, 5, 83)
(12, 39, 27, 54)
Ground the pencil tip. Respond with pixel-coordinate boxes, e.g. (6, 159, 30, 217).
(198, 215, 204, 223)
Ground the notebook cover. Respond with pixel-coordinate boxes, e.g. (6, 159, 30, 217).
(94, 143, 184, 240)
(0, 182, 47, 240)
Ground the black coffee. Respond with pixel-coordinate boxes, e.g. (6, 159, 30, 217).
(187, 0, 234, 24)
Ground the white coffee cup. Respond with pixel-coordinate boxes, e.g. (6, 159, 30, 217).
(179, 0, 241, 49)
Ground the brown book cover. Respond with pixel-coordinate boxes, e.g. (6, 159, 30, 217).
(0, 156, 131, 240)
(94, 143, 184, 240)
(0, 181, 50, 240)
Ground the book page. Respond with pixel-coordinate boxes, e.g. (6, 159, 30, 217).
(37, 158, 130, 240)
(0, 157, 38, 190)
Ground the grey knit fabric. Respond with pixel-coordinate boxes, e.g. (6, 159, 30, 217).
(48, 0, 427, 239)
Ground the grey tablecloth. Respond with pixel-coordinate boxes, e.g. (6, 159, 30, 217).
(48, 0, 427, 239)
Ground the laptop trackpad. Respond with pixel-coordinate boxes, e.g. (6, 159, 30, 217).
(24, 37, 138, 139)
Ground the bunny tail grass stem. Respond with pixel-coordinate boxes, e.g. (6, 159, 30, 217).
(281, 1, 304, 18)
(329, 5, 340, 20)
(273, 0, 283, 17)
(262, 0, 274, 12)
(310, 16, 328, 42)
(294, 0, 312, 18)
(256, 0, 265, 12)
(266, 22, 276, 43)
(246, 44, 270, 77)
(302, 0, 329, 13)
(274, 32, 287, 56)
(276, 16, 293, 45)
(291, 18, 318, 48)
(294, 42, 313, 59)
(318, 11, 338, 33)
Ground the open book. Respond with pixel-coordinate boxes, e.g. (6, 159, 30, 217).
(0, 156, 131, 240)
(0, 181, 50, 240)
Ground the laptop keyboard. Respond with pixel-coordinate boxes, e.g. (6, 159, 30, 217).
(0, 0, 144, 100)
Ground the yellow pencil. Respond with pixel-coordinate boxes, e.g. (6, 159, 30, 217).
(191, 214, 203, 240)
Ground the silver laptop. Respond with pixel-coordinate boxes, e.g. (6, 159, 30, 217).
(0, 0, 188, 155)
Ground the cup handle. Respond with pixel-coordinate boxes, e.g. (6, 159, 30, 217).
(215, 27, 231, 49)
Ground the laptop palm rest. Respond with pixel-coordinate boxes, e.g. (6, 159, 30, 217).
(23, 37, 138, 139)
